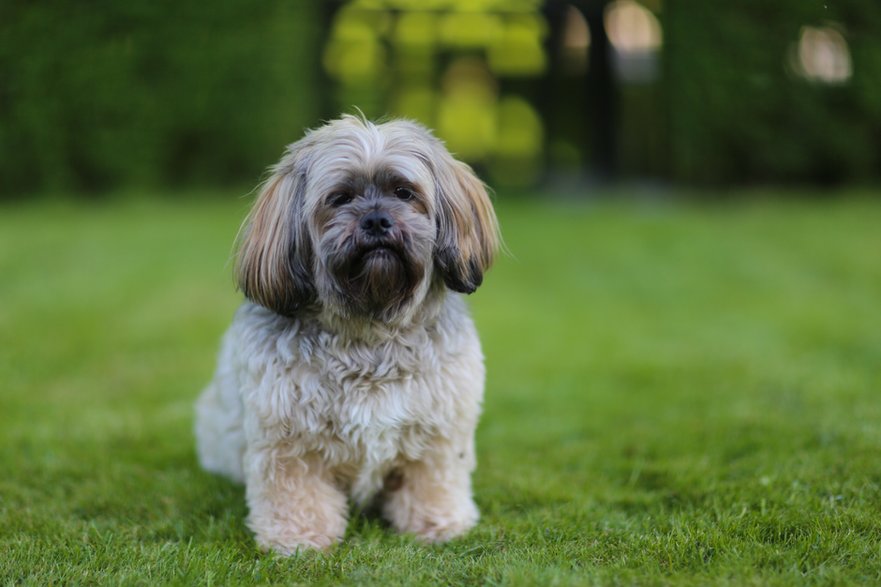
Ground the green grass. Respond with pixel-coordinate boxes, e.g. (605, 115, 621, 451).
(2, 191, 881, 585)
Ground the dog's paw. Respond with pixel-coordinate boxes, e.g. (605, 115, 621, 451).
(385, 494, 479, 543)
(254, 527, 342, 554)
(409, 510, 479, 543)
(247, 493, 348, 555)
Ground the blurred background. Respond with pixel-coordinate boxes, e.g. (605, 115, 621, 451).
(3, 0, 880, 197)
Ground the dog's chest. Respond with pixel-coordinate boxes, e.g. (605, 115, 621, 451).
(264, 327, 452, 464)
(236, 301, 480, 502)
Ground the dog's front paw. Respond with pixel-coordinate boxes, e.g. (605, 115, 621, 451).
(246, 466, 349, 554)
(407, 502, 480, 543)
(253, 524, 343, 554)
(249, 505, 348, 554)
(384, 487, 479, 543)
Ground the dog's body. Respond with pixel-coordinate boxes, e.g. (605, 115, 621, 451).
(195, 116, 498, 553)
(195, 296, 484, 550)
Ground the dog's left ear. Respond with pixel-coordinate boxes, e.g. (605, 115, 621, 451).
(432, 151, 500, 294)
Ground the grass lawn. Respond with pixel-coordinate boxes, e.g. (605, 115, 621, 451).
(2, 190, 880, 585)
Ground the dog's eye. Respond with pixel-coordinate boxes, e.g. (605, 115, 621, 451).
(329, 192, 353, 207)
(394, 187, 414, 201)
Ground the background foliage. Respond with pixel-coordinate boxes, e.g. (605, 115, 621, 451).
(0, 0, 320, 195)
(666, 0, 881, 184)
(3, 0, 881, 197)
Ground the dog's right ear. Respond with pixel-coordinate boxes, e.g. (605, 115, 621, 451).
(235, 147, 315, 316)
(432, 154, 500, 295)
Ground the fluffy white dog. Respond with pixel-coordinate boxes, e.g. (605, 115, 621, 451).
(195, 115, 499, 553)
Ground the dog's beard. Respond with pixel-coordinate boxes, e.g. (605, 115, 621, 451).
(327, 238, 426, 320)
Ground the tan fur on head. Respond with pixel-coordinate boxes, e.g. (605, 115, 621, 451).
(196, 116, 498, 554)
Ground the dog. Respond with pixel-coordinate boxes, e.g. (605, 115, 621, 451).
(194, 115, 499, 553)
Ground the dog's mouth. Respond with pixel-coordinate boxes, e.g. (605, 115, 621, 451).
(356, 243, 404, 264)
(331, 236, 425, 319)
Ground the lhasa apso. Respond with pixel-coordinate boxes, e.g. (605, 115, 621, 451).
(195, 115, 499, 553)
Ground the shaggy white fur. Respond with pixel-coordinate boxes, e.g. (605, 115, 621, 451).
(195, 297, 484, 551)
(194, 116, 497, 553)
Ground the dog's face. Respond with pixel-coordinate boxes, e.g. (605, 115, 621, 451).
(235, 116, 499, 321)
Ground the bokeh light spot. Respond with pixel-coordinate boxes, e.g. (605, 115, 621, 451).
(793, 25, 852, 84)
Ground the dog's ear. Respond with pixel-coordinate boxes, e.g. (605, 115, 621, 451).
(235, 148, 315, 316)
(432, 152, 500, 294)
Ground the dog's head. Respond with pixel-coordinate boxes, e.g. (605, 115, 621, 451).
(235, 115, 499, 322)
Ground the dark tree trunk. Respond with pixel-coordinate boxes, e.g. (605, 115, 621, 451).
(582, 0, 618, 180)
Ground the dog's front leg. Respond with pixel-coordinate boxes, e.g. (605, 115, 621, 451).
(244, 448, 348, 553)
(383, 436, 480, 543)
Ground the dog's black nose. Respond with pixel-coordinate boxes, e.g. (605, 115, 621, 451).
(360, 210, 394, 236)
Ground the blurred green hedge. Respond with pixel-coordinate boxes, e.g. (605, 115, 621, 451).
(0, 0, 320, 196)
(665, 0, 881, 185)
(3, 0, 881, 196)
